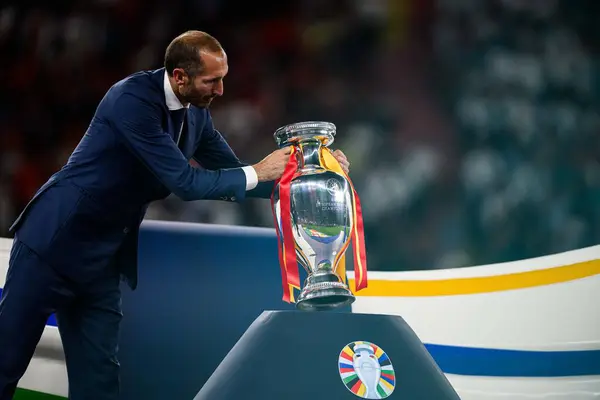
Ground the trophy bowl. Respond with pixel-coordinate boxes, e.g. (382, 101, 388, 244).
(272, 121, 356, 311)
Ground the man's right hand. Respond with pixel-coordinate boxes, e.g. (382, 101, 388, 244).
(253, 147, 292, 182)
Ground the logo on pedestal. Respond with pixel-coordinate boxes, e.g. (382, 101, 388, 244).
(338, 341, 395, 399)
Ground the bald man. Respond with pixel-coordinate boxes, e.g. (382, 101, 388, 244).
(0, 30, 350, 399)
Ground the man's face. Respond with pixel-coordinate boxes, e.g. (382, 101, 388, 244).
(175, 50, 228, 108)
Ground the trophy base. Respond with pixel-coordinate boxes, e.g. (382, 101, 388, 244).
(195, 311, 462, 400)
(296, 271, 355, 311)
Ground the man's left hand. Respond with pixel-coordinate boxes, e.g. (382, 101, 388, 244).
(332, 149, 350, 174)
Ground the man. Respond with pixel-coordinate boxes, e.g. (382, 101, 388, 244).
(0, 30, 350, 399)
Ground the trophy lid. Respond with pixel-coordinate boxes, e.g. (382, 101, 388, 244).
(273, 121, 336, 148)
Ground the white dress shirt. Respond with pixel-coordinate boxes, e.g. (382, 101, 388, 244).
(163, 72, 258, 191)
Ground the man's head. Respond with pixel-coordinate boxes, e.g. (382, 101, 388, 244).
(164, 30, 228, 108)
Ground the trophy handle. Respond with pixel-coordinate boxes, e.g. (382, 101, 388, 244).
(272, 190, 312, 275)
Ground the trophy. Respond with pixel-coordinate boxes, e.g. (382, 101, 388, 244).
(272, 121, 367, 311)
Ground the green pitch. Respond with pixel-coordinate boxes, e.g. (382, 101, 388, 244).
(14, 389, 66, 400)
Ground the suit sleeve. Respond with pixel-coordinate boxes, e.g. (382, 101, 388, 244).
(110, 92, 247, 202)
(192, 113, 245, 170)
(193, 114, 275, 199)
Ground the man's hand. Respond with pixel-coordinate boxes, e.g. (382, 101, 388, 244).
(253, 147, 292, 182)
(332, 149, 350, 174)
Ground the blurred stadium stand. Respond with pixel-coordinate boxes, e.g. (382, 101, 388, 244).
(0, 0, 598, 272)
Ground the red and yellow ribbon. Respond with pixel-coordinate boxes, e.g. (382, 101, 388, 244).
(270, 147, 301, 302)
(321, 148, 368, 292)
(271, 146, 368, 303)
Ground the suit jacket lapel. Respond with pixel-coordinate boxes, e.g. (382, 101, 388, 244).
(148, 68, 196, 156)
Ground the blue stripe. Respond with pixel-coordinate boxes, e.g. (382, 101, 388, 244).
(377, 353, 389, 364)
(2, 287, 599, 377)
(47, 314, 57, 326)
(424, 343, 600, 377)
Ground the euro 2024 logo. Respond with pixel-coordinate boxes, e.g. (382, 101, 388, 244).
(338, 341, 395, 399)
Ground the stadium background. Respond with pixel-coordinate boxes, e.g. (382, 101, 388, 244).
(1, 0, 599, 273)
(0, 1, 599, 399)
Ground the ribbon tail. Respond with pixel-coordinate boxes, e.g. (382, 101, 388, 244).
(272, 148, 301, 303)
(270, 180, 292, 302)
(351, 188, 368, 291)
(320, 147, 368, 292)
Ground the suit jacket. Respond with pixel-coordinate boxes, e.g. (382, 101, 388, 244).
(9, 68, 274, 289)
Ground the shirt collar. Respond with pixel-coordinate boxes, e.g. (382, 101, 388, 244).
(164, 71, 189, 110)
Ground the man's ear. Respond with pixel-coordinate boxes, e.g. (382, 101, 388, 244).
(172, 68, 189, 85)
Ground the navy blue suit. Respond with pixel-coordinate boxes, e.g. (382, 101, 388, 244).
(0, 68, 273, 399)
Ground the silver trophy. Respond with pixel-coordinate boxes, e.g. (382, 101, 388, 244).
(273, 121, 355, 310)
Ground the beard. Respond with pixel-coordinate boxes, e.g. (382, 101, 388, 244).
(188, 95, 214, 108)
(180, 86, 214, 108)
(195, 96, 215, 107)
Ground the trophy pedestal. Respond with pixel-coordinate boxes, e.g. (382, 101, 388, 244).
(194, 310, 460, 400)
(297, 271, 355, 311)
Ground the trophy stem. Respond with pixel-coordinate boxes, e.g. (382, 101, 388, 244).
(296, 271, 355, 311)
